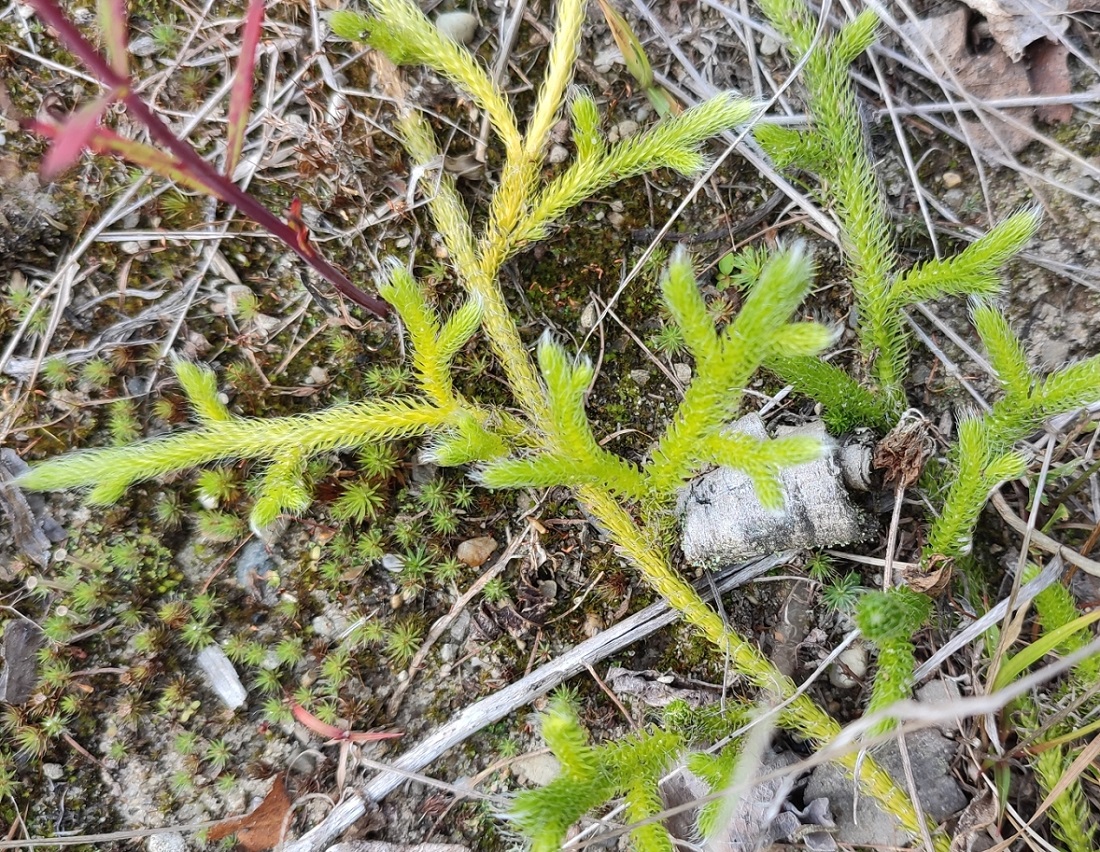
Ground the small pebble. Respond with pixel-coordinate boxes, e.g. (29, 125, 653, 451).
(582, 611, 603, 639)
(629, 369, 651, 386)
(126, 375, 151, 396)
(672, 362, 692, 383)
(616, 119, 639, 139)
(457, 535, 498, 567)
(512, 753, 561, 787)
(436, 10, 478, 45)
(128, 36, 159, 57)
(548, 144, 570, 165)
(943, 188, 966, 208)
(941, 171, 963, 189)
(593, 46, 621, 74)
(311, 613, 347, 641)
(759, 34, 781, 56)
(382, 553, 405, 572)
(579, 301, 599, 331)
(829, 643, 868, 689)
(146, 832, 188, 852)
(42, 763, 63, 781)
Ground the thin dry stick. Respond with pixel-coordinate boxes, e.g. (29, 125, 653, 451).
(385, 524, 530, 717)
(881, 485, 904, 590)
(585, 662, 638, 731)
(896, 734, 935, 852)
(990, 490, 1100, 578)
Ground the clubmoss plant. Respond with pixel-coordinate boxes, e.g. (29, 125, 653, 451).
(13, 0, 1027, 845)
(854, 588, 932, 736)
(926, 304, 1100, 564)
(512, 693, 683, 852)
(752, 0, 1100, 755)
(753, 0, 1041, 427)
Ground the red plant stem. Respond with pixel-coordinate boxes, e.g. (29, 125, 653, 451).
(22, 0, 389, 318)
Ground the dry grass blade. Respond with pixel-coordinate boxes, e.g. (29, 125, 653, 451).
(223, 0, 265, 177)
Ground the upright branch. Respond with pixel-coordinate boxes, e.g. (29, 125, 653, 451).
(753, 0, 1040, 422)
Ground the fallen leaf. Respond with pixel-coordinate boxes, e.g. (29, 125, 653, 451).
(208, 776, 292, 852)
(903, 553, 953, 595)
(901, 9, 1033, 157)
(962, 0, 1067, 62)
(1027, 39, 1073, 124)
(873, 416, 933, 489)
(950, 789, 998, 852)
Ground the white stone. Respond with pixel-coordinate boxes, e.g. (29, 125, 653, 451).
(196, 645, 246, 710)
(436, 11, 478, 45)
(512, 753, 561, 787)
(759, 34, 781, 56)
(146, 832, 188, 852)
(829, 642, 868, 689)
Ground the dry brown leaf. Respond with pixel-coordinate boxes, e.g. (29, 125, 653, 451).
(902, 554, 953, 595)
(950, 790, 997, 852)
(873, 417, 933, 489)
(961, 0, 1067, 62)
(1027, 39, 1073, 124)
(901, 9, 1034, 157)
(208, 776, 293, 852)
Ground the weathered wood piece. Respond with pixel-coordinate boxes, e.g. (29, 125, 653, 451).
(679, 415, 873, 566)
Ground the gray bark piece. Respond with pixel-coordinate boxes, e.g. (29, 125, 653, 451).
(0, 621, 46, 705)
(679, 415, 870, 566)
(804, 728, 967, 848)
(1, 449, 66, 571)
(607, 666, 720, 708)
